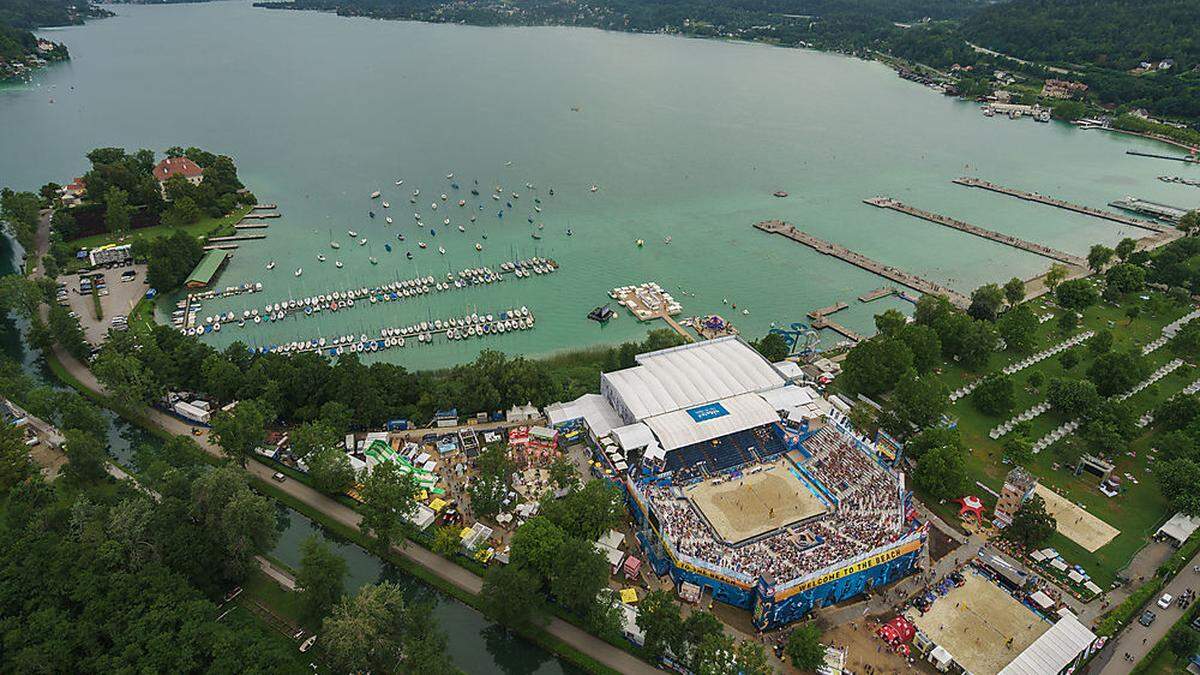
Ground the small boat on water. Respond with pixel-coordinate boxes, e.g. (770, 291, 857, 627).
(370, 191, 381, 199)
(451, 182, 460, 189)
(443, 217, 451, 225)
(412, 189, 420, 197)
(395, 179, 404, 185)
(481, 233, 487, 239)
(531, 232, 542, 240)
(266, 261, 276, 270)
(335, 260, 343, 268)
(418, 242, 427, 248)
(369, 257, 378, 265)
(458, 199, 466, 207)
(385, 216, 393, 224)
(458, 225, 466, 232)
(438, 246, 446, 255)
(369, 211, 375, 218)
(382, 201, 390, 208)
(359, 238, 367, 246)
(446, 172, 454, 179)
(470, 188, 480, 196)
(590, 184, 599, 193)
(664, 236, 672, 244)
(566, 229, 573, 236)
(773, 190, 788, 198)
(384, 243, 392, 252)
(635, 239, 644, 247)
(397, 233, 406, 241)
(318, 254, 327, 262)
(348, 229, 358, 237)
(431, 202, 438, 210)
(475, 243, 483, 251)
(295, 268, 303, 277)
(440, 193, 448, 201)
(469, 215, 477, 222)
(406, 251, 413, 259)
(588, 304, 615, 323)
(331, 241, 340, 249)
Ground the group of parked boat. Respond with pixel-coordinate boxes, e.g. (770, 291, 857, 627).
(182, 257, 558, 337)
(1160, 175, 1200, 188)
(231, 307, 536, 357)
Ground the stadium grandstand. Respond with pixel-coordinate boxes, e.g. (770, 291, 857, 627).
(546, 336, 926, 629)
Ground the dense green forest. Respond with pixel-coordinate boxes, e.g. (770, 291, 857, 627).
(255, 0, 1200, 121)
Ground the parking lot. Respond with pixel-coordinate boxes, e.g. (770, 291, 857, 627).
(59, 263, 149, 345)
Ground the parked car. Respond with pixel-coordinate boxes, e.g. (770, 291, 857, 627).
(1140, 610, 1157, 627)
(271, 472, 287, 483)
(1158, 593, 1173, 609)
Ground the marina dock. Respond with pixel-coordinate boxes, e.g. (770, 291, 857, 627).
(234, 222, 270, 230)
(952, 177, 1169, 233)
(1108, 196, 1189, 222)
(864, 196, 1087, 266)
(252, 204, 278, 210)
(609, 283, 692, 341)
(1126, 150, 1199, 164)
(241, 212, 281, 220)
(208, 234, 267, 242)
(807, 302, 848, 320)
(203, 243, 239, 250)
(754, 220, 970, 309)
(858, 287, 897, 303)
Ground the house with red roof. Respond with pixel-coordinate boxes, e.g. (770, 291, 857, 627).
(59, 176, 87, 208)
(153, 157, 204, 197)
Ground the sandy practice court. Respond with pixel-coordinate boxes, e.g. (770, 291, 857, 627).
(688, 462, 826, 543)
(1035, 484, 1119, 552)
(908, 573, 1049, 675)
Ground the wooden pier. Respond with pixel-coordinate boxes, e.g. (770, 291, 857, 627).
(810, 317, 865, 343)
(807, 302, 848, 319)
(251, 204, 278, 210)
(858, 287, 898, 303)
(234, 222, 270, 230)
(864, 196, 1087, 266)
(241, 212, 281, 220)
(1125, 150, 1199, 164)
(661, 314, 695, 342)
(209, 234, 267, 242)
(754, 220, 970, 309)
(952, 178, 1169, 233)
(203, 243, 239, 251)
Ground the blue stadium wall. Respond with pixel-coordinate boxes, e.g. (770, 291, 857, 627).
(625, 479, 926, 629)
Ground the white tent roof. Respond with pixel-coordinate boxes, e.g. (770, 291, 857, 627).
(643, 392, 780, 452)
(1030, 590, 1054, 609)
(773, 360, 804, 380)
(545, 394, 625, 437)
(758, 385, 816, 411)
(1157, 512, 1200, 543)
(998, 612, 1095, 675)
(612, 423, 657, 451)
(601, 336, 786, 421)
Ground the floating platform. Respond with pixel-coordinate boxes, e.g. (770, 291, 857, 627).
(810, 317, 865, 343)
(241, 212, 281, 220)
(208, 234, 267, 242)
(952, 178, 1169, 233)
(203, 243, 239, 251)
(754, 220, 970, 309)
(864, 196, 1087, 266)
(252, 204, 278, 210)
(234, 222, 270, 229)
(807, 302, 848, 320)
(608, 282, 690, 340)
(858, 287, 898, 303)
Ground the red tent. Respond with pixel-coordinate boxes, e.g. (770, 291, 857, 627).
(957, 495, 984, 524)
(876, 616, 915, 644)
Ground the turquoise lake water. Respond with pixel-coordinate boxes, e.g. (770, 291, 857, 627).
(2, 0, 1198, 370)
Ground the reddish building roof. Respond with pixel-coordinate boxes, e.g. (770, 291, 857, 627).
(153, 157, 204, 182)
(65, 177, 86, 194)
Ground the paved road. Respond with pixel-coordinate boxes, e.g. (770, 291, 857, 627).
(1097, 549, 1200, 673)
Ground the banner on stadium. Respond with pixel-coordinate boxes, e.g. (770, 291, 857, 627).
(773, 535, 924, 600)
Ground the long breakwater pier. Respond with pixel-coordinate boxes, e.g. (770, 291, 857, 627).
(754, 220, 970, 309)
(864, 197, 1087, 267)
(952, 177, 1170, 233)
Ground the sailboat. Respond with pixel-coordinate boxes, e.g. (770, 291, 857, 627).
(266, 261, 276, 270)
(438, 246, 446, 255)
(295, 267, 303, 277)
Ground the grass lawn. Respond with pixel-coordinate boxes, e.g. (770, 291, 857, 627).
(935, 289, 1193, 587)
(69, 205, 252, 251)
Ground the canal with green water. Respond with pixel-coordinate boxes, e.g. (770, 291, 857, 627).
(4, 1, 1197, 369)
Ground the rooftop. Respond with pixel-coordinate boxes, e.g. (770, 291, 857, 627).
(185, 250, 228, 288)
(153, 156, 204, 182)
